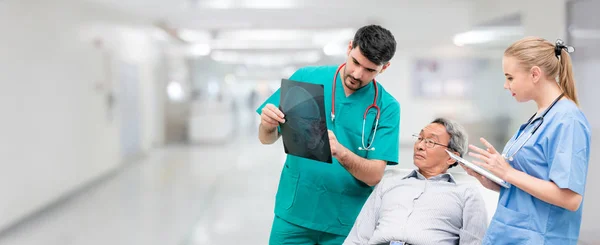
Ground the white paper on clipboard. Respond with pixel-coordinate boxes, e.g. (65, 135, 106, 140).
(446, 149, 510, 188)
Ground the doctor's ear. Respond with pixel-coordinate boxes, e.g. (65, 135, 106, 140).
(380, 62, 391, 73)
(347, 40, 353, 55)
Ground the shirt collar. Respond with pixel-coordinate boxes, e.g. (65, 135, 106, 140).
(402, 169, 456, 184)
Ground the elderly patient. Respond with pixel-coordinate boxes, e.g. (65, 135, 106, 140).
(343, 118, 487, 245)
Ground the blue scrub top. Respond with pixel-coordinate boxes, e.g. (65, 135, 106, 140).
(256, 65, 401, 236)
(483, 99, 591, 245)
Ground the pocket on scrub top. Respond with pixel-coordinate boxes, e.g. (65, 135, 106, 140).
(338, 187, 371, 226)
(276, 167, 300, 210)
(484, 204, 543, 245)
(494, 204, 533, 230)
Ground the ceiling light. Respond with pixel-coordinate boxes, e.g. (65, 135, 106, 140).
(211, 28, 355, 50)
(211, 40, 315, 50)
(323, 42, 346, 56)
(194, 0, 295, 9)
(167, 81, 185, 102)
(210, 50, 321, 67)
(453, 26, 523, 47)
(203, 0, 234, 9)
(240, 0, 295, 9)
(189, 43, 211, 56)
(178, 29, 211, 43)
(152, 28, 169, 42)
(312, 28, 354, 46)
(216, 29, 310, 42)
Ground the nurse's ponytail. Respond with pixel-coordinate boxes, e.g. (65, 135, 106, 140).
(558, 46, 578, 105)
(504, 37, 579, 106)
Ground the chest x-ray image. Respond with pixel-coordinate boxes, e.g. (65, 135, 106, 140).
(279, 79, 332, 163)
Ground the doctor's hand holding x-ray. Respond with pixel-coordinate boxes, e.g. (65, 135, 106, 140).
(463, 37, 591, 245)
(259, 104, 344, 156)
(258, 103, 285, 144)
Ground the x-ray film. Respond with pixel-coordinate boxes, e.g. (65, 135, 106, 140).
(279, 79, 332, 163)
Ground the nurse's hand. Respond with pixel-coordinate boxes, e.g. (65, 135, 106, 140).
(328, 130, 347, 159)
(260, 103, 285, 131)
(468, 137, 516, 181)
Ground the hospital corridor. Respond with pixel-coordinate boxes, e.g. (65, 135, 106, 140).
(1, 0, 599, 244)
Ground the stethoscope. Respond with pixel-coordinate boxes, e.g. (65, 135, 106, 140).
(503, 93, 564, 161)
(331, 63, 380, 151)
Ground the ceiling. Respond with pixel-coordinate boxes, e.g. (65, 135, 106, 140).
(86, 0, 472, 26)
(85, 0, 475, 41)
(84, 0, 480, 76)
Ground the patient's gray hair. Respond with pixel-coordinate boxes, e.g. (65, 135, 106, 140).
(431, 118, 468, 168)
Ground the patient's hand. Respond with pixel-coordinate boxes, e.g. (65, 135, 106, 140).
(461, 163, 501, 192)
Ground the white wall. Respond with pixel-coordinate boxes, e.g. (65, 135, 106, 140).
(576, 59, 600, 128)
(120, 29, 165, 152)
(0, 0, 164, 231)
(574, 58, 600, 243)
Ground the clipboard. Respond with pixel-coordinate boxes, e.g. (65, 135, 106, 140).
(279, 79, 332, 163)
(446, 149, 510, 188)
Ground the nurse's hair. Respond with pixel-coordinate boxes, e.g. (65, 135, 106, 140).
(352, 25, 396, 65)
(504, 37, 578, 105)
(431, 118, 468, 168)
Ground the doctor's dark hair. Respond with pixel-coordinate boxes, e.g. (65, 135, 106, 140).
(504, 36, 578, 105)
(352, 25, 397, 65)
(432, 118, 468, 168)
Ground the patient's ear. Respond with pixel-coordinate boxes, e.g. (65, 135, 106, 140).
(446, 150, 459, 166)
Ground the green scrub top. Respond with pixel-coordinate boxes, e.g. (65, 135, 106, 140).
(256, 65, 400, 236)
